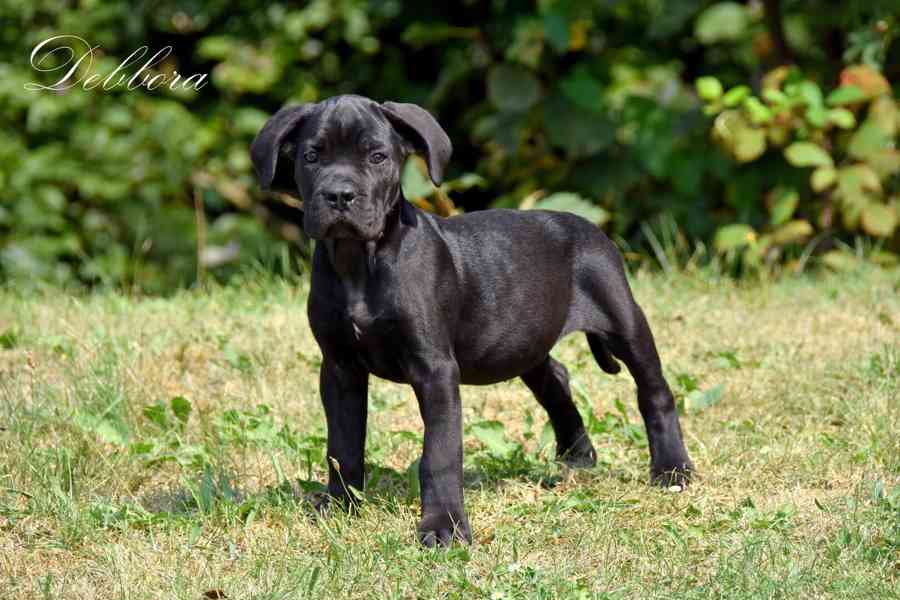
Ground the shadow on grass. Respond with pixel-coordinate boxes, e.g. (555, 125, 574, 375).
(127, 451, 644, 530)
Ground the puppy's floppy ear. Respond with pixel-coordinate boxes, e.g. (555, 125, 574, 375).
(380, 101, 452, 186)
(250, 104, 314, 194)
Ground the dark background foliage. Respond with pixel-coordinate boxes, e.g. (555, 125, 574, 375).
(0, 0, 897, 292)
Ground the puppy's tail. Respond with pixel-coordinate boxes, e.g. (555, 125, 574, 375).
(587, 333, 621, 375)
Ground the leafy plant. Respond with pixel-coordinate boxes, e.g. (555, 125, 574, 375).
(130, 396, 210, 467)
(699, 64, 899, 269)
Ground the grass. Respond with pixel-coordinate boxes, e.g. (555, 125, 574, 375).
(0, 265, 898, 599)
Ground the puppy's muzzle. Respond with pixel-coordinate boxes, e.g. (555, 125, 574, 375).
(320, 187, 359, 212)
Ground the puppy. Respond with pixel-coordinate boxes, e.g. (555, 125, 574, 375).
(251, 95, 694, 546)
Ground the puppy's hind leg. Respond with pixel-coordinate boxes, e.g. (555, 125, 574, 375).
(521, 357, 596, 468)
(589, 311, 694, 487)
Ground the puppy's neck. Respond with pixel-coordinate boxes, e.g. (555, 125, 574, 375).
(323, 238, 370, 282)
(323, 194, 410, 281)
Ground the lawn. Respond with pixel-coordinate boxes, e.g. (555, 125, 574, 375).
(0, 266, 898, 599)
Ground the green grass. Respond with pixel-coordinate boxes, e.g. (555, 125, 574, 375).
(1, 266, 898, 599)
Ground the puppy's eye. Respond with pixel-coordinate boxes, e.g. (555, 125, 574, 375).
(369, 152, 387, 164)
(303, 150, 319, 164)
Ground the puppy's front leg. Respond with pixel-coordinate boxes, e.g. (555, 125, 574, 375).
(409, 359, 471, 547)
(320, 358, 368, 508)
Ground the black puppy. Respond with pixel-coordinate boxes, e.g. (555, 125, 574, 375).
(251, 95, 694, 546)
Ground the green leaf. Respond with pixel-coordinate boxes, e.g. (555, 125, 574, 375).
(685, 384, 724, 413)
(805, 105, 829, 128)
(826, 85, 867, 106)
(0, 328, 19, 349)
(93, 419, 130, 447)
(797, 81, 824, 108)
(171, 396, 192, 424)
(784, 142, 833, 168)
(867, 151, 900, 178)
(560, 66, 604, 112)
(533, 192, 609, 225)
(771, 220, 813, 245)
(696, 77, 723, 102)
(695, 3, 750, 44)
(769, 187, 798, 226)
(143, 402, 169, 429)
(401, 157, 435, 199)
(197, 35, 235, 60)
(469, 420, 518, 457)
(74, 413, 130, 447)
(441, 173, 486, 193)
(722, 85, 751, 107)
(733, 127, 767, 163)
(714, 224, 756, 252)
(848, 119, 892, 161)
(714, 110, 768, 163)
(487, 64, 541, 112)
(869, 96, 898, 136)
(842, 164, 882, 193)
(543, 11, 570, 53)
(827, 108, 856, 130)
(762, 88, 788, 105)
(743, 97, 773, 124)
(860, 204, 897, 237)
(811, 167, 837, 192)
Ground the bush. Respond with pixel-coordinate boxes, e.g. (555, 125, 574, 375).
(699, 64, 899, 270)
(0, 1, 897, 291)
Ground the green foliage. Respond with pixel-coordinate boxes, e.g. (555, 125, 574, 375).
(1, 1, 898, 289)
(700, 64, 899, 270)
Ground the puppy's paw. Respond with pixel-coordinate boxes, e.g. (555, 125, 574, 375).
(650, 461, 695, 489)
(417, 510, 471, 547)
(308, 490, 359, 515)
(557, 436, 597, 469)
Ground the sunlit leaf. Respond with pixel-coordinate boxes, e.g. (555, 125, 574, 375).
(826, 85, 867, 106)
(810, 167, 837, 192)
(827, 108, 856, 129)
(696, 77, 723, 101)
(784, 142, 833, 168)
(533, 192, 609, 225)
(860, 203, 897, 237)
(401, 157, 435, 199)
(868, 96, 898, 136)
(867, 150, 900, 178)
(714, 224, 756, 252)
(695, 3, 750, 44)
(722, 85, 751, 107)
(848, 120, 892, 160)
(770, 220, 813, 245)
(743, 97, 773, 124)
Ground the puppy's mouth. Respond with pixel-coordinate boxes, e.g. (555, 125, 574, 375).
(324, 222, 365, 240)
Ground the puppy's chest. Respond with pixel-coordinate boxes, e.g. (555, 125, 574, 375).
(317, 279, 408, 377)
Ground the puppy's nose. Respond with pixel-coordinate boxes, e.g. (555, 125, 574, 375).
(324, 189, 357, 210)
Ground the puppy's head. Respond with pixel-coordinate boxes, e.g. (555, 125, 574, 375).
(250, 95, 451, 241)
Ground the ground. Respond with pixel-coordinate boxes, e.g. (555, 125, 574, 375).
(0, 266, 898, 599)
